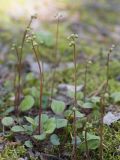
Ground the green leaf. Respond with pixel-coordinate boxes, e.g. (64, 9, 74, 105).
(56, 118, 68, 129)
(41, 114, 49, 124)
(20, 95, 34, 111)
(44, 118, 56, 134)
(82, 102, 93, 109)
(75, 111, 85, 118)
(25, 116, 35, 126)
(36, 31, 54, 47)
(111, 92, 120, 103)
(76, 117, 87, 129)
(85, 132, 100, 141)
(2, 107, 14, 116)
(68, 91, 83, 100)
(31, 87, 39, 98)
(64, 109, 72, 117)
(72, 136, 81, 145)
(34, 114, 49, 127)
(2, 117, 14, 126)
(91, 96, 100, 104)
(24, 140, 33, 148)
(33, 133, 46, 141)
(11, 125, 25, 132)
(86, 139, 100, 150)
(22, 125, 33, 135)
(64, 110, 84, 119)
(80, 132, 100, 150)
(42, 96, 48, 109)
(50, 134, 60, 146)
(51, 100, 65, 115)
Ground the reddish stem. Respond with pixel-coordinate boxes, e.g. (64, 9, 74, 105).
(51, 16, 60, 99)
(32, 41, 43, 134)
(14, 18, 33, 115)
(72, 43, 77, 160)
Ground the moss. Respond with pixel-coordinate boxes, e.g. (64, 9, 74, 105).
(104, 122, 120, 160)
(0, 145, 26, 160)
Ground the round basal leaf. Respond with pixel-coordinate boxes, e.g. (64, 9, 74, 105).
(75, 111, 85, 118)
(2, 117, 14, 126)
(25, 116, 35, 126)
(22, 125, 33, 135)
(33, 133, 46, 141)
(111, 92, 120, 103)
(51, 100, 65, 115)
(72, 136, 81, 145)
(44, 118, 56, 134)
(24, 140, 33, 148)
(56, 118, 68, 129)
(64, 110, 73, 118)
(41, 114, 49, 124)
(34, 114, 49, 127)
(31, 87, 39, 98)
(11, 125, 25, 132)
(64, 110, 84, 119)
(20, 95, 34, 111)
(50, 134, 60, 146)
(2, 107, 14, 116)
(76, 118, 87, 129)
(91, 96, 100, 104)
(87, 139, 100, 150)
(86, 133, 100, 141)
(82, 102, 93, 109)
(80, 138, 100, 150)
(83, 131, 100, 141)
(80, 132, 100, 150)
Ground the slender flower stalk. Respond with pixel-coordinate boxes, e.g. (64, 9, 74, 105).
(68, 34, 78, 160)
(105, 44, 115, 94)
(83, 61, 92, 102)
(50, 13, 62, 100)
(99, 44, 115, 160)
(13, 45, 20, 114)
(99, 96, 104, 160)
(12, 16, 35, 115)
(84, 62, 88, 103)
(31, 40, 43, 134)
(73, 42, 77, 160)
(83, 60, 92, 160)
